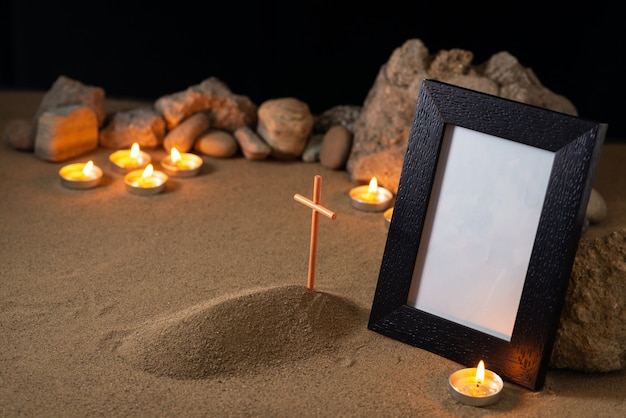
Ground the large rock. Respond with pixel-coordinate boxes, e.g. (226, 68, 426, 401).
(34, 105, 99, 162)
(346, 38, 578, 194)
(3, 75, 105, 151)
(256, 98, 314, 160)
(99, 107, 166, 149)
(550, 228, 626, 372)
(154, 77, 257, 132)
(35, 75, 106, 127)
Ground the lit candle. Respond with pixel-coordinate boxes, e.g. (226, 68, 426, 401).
(449, 360, 504, 407)
(160, 146, 203, 177)
(124, 163, 168, 195)
(349, 177, 393, 212)
(59, 160, 103, 189)
(109, 142, 151, 173)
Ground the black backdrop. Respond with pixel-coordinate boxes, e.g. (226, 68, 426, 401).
(1, 1, 623, 140)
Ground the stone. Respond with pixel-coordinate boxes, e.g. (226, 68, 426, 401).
(301, 134, 323, 163)
(483, 52, 578, 116)
(586, 188, 608, 224)
(34, 105, 99, 162)
(2, 118, 35, 151)
(320, 125, 353, 170)
(233, 126, 271, 160)
(163, 112, 210, 153)
(35, 75, 106, 127)
(154, 77, 257, 131)
(23, 75, 106, 149)
(194, 129, 239, 158)
(428, 48, 475, 79)
(346, 39, 579, 194)
(99, 107, 166, 149)
(347, 145, 407, 193)
(313, 105, 362, 134)
(256, 98, 314, 160)
(550, 228, 626, 372)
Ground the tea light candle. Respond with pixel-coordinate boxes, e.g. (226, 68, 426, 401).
(124, 164, 168, 195)
(449, 360, 504, 407)
(349, 177, 393, 212)
(109, 142, 151, 173)
(384, 207, 393, 228)
(160, 147, 203, 177)
(59, 160, 103, 189)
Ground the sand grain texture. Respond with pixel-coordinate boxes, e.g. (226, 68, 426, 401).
(1, 91, 625, 417)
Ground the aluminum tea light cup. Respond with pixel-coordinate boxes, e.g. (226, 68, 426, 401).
(449, 361, 504, 407)
(349, 177, 393, 212)
(383, 207, 394, 228)
(160, 147, 203, 177)
(59, 160, 103, 189)
(124, 164, 168, 195)
(109, 142, 151, 174)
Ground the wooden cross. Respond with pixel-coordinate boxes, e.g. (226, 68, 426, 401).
(293, 175, 336, 291)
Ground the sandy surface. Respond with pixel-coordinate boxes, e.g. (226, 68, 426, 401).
(1, 90, 624, 417)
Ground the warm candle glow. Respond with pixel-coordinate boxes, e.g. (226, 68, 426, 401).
(109, 142, 151, 173)
(171, 147, 182, 164)
(59, 161, 102, 189)
(349, 176, 393, 212)
(368, 176, 378, 195)
(124, 163, 167, 194)
(82, 160, 94, 176)
(449, 361, 504, 406)
(142, 163, 154, 178)
(130, 142, 140, 159)
(476, 360, 485, 385)
(161, 148, 203, 176)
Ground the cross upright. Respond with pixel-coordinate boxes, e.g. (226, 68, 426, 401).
(293, 175, 337, 291)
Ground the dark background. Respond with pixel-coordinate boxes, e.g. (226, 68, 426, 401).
(1, 1, 623, 140)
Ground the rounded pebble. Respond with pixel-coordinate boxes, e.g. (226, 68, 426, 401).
(320, 125, 353, 170)
(163, 112, 210, 153)
(194, 129, 239, 158)
(586, 188, 608, 224)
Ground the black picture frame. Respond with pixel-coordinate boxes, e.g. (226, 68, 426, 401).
(368, 79, 607, 391)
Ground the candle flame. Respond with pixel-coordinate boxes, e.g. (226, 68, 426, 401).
(82, 160, 94, 175)
(368, 177, 378, 194)
(130, 142, 140, 158)
(171, 147, 182, 163)
(142, 163, 154, 178)
(476, 360, 485, 385)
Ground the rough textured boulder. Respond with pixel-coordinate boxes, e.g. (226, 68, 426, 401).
(35, 75, 106, 127)
(346, 38, 578, 194)
(313, 105, 362, 134)
(99, 107, 166, 149)
(154, 77, 257, 131)
(3, 75, 105, 151)
(550, 228, 626, 372)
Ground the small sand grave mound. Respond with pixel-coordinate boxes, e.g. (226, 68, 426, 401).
(115, 284, 366, 379)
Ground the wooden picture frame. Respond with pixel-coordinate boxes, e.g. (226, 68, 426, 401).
(368, 79, 607, 390)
